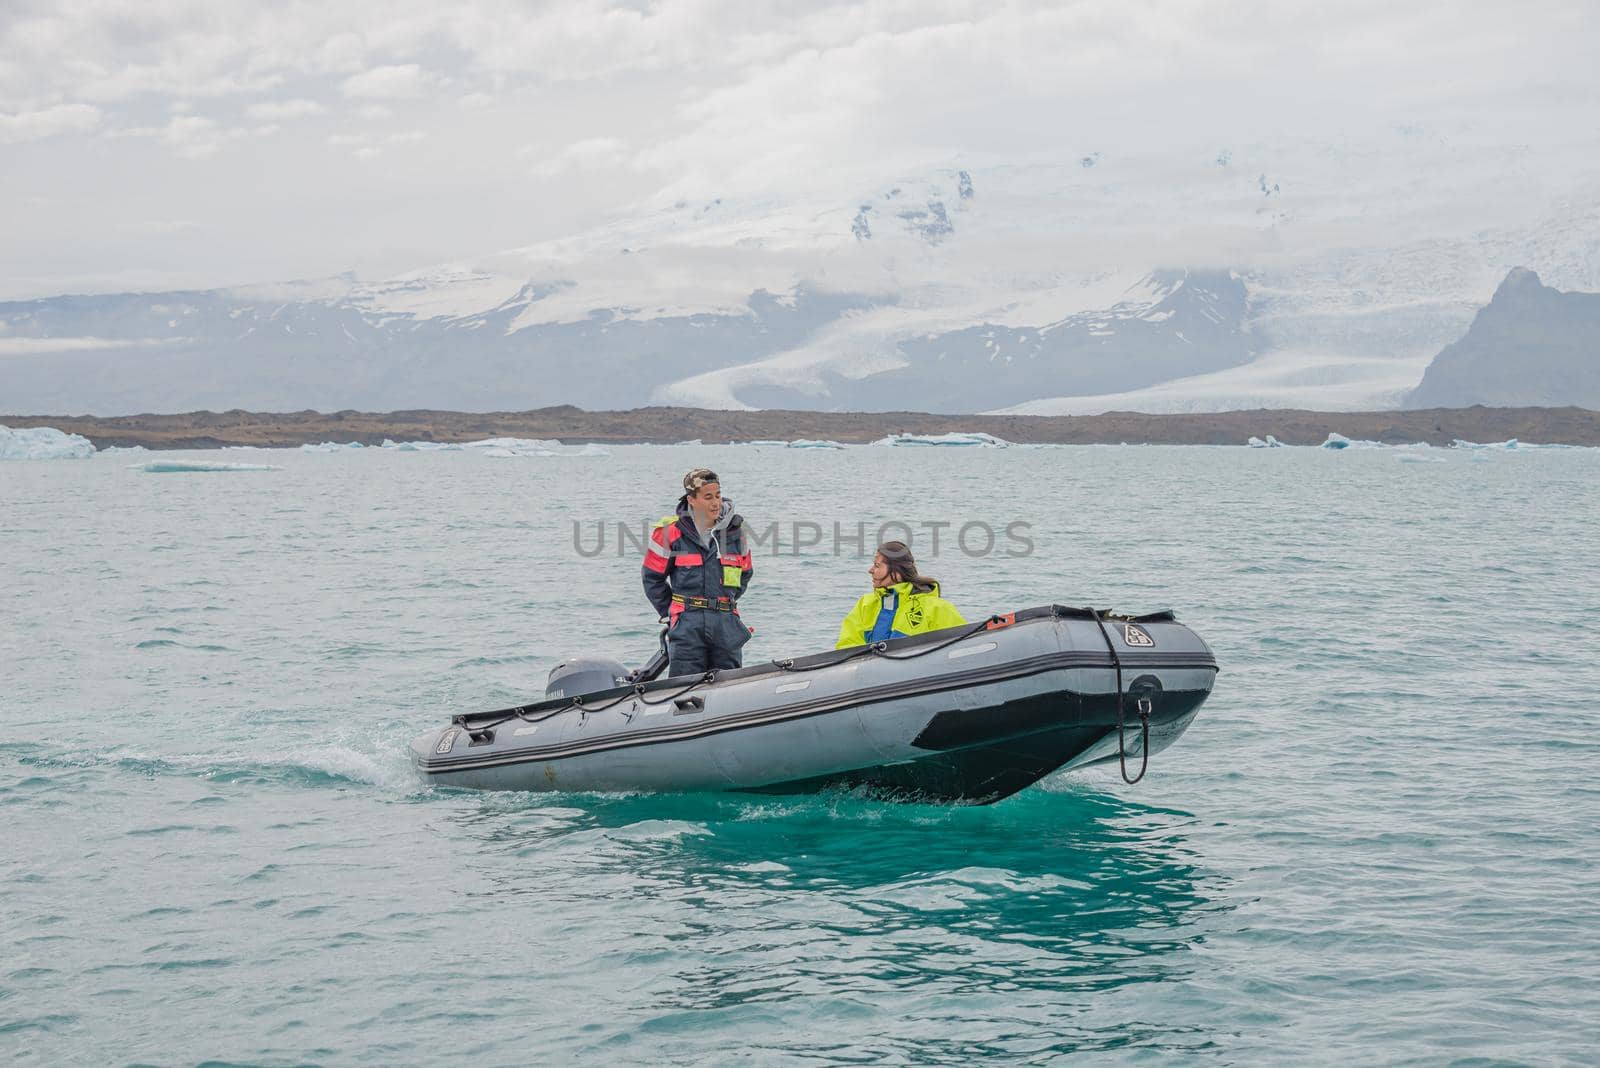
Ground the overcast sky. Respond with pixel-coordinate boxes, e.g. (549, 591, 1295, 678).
(1, 0, 1595, 301)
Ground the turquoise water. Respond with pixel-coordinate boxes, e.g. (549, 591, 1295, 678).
(3, 443, 1597, 1064)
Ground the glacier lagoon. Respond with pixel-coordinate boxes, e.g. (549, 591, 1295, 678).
(3, 442, 1598, 1063)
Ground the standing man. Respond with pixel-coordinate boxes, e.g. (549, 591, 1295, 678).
(643, 468, 754, 676)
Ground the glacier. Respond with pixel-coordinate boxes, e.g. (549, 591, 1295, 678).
(2, 140, 1597, 416)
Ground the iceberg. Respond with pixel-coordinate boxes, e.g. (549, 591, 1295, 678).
(380, 439, 460, 451)
(1450, 438, 1588, 451)
(300, 441, 365, 452)
(463, 437, 609, 457)
(0, 425, 96, 460)
(1452, 438, 1519, 450)
(133, 461, 280, 473)
(737, 438, 844, 448)
(98, 444, 149, 455)
(466, 436, 560, 454)
(1247, 435, 1285, 448)
(1321, 433, 1387, 450)
(870, 432, 1011, 448)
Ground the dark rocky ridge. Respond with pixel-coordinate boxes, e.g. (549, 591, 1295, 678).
(1407, 268, 1600, 409)
(4, 405, 1597, 449)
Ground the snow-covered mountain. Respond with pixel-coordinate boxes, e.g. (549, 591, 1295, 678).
(3, 141, 1598, 416)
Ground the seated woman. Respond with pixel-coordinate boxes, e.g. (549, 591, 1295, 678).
(836, 541, 966, 648)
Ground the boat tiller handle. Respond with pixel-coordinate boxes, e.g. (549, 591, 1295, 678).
(627, 625, 671, 684)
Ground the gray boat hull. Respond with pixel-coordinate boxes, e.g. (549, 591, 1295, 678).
(410, 606, 1218, 804)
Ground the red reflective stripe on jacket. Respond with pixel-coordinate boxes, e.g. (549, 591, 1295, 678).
(674, 553, 703, 566)
(645, 524, 674, 571)
(721, 553, 752, 569)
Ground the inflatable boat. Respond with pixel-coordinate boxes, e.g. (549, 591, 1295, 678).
(410, 605, 1218, 804)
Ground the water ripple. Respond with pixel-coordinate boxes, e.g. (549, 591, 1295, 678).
(1, 445, 1597, 1064)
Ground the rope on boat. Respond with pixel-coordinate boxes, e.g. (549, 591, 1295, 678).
(465, 670, 717, 737)
(464, 611, 1154, 774)
(1088, 607, 1151, 784)
(767, 615, 1006, 672)
(869, 616, 1007, 660)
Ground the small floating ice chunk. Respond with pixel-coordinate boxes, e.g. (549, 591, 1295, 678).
(98, 444, 149, 455)
(1396, 453, 1446, 464)
(787, 439, 844, 450)
(133, 460, 280, 473)
(1247, 435, 1285, 448)
(0, 425, 96, 460)
(300, 441, 364, 452)
(870, 432, 1011, 448)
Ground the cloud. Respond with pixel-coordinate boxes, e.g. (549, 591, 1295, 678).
(1, 0, 1595, 302)
(114, 114, 242, 158)
(245, 97, 324, 120)
(0, 336, 182, 356)
(115, 219, 202, 236)
(525, 137, 638, 177)
(340, 64, 443, 100)
(327, 128, 427, 158)
(0, 103, 103, 143)
(615, 1, 1600, 203)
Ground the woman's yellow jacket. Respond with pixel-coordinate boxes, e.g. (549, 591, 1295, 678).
(835, 581, 967, 649)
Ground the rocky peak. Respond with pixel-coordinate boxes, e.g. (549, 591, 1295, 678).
(1492, 266, 1545, 300)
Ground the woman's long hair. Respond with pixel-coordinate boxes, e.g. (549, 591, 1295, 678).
(878, 540, 938, 594)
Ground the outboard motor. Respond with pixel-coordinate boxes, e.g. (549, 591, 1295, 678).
(546, 656, 630, 700)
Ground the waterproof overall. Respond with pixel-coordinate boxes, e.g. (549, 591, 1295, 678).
(642, 497, 754, 676)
